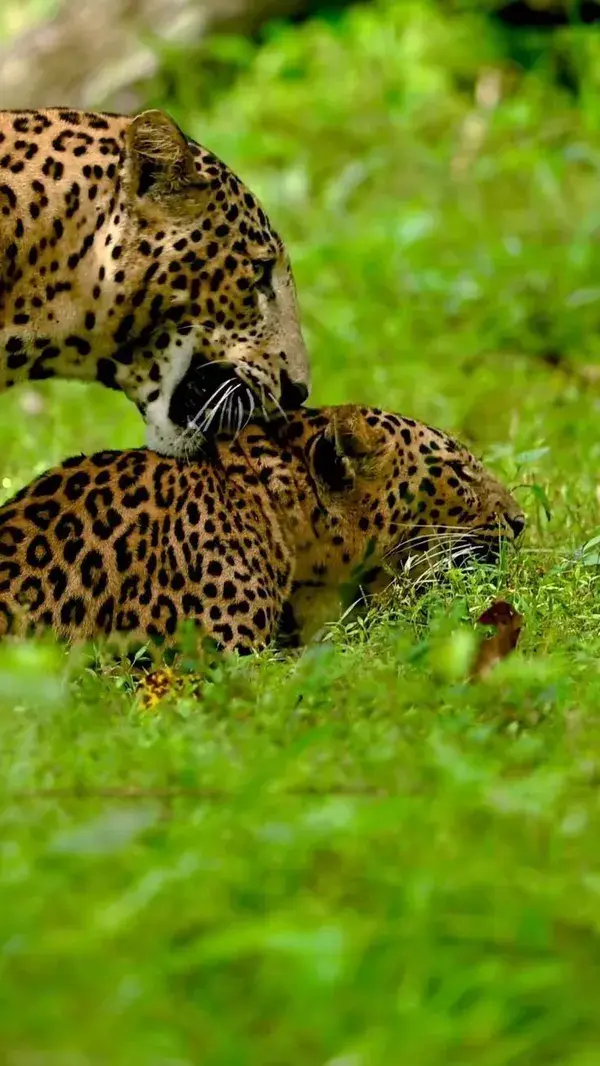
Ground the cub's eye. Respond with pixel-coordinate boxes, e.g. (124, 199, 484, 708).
(252, 257, 276, 296)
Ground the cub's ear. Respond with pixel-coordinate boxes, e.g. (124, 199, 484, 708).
(125, 110, 206, 197)
(312, 431, 355, 493)
(312, 406, 386, 493)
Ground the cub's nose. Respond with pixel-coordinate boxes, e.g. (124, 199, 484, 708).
(279, 370, 309, 410)
(507, 513, 526, 539)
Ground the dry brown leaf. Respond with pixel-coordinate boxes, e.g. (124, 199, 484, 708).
(470, 599, 523, 681)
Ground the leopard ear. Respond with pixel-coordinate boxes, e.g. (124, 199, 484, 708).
(312, 431, 355, 493)
(313, 407, 384, 492)
(125, 110, 205, 197)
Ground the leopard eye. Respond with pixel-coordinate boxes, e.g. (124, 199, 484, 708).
(252, 257, 276, 296)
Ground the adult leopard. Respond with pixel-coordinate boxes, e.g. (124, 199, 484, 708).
(0, 405, 524, 651)
(0, 107, 308, 455)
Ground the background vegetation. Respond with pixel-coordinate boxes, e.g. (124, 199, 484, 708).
(2, 1, 600, 1063)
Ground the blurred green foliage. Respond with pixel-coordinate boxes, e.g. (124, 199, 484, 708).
(0, 0, 59, 39)
(3, 1, 600, 1063)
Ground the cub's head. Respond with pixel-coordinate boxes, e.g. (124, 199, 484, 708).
(276, 405, 524, 588)
(114, 110, 309, 454)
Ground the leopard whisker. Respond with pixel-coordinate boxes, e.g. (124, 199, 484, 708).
(385, 525, 494, 562)
(219, 391, 235, 435)
(448, 545, 481, 567)
(243, 389, 256, 428)
(385, 530, 464, 561)
(402, 550, 451, 584)
(219, 397, 232, 435)
(411, 540, 493, 591)
(221, 383, 243, 434)
(235, 396, 245, 436)
(406, 541, 464, 585)
(257, 385, 271, 424)
(199, 385, 238, 432)
(266, 388, 288, 422)
(188, 378, 235, 431)
(386, 523, 482, 547)
(201, 383, 239, 436)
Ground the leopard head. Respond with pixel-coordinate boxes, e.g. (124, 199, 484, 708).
(278, 404, 524, 591)
(117, 110, 309, 454)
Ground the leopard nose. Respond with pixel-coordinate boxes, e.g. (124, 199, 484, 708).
(279, 370, 309, 410)
(508, 513, 526, 539)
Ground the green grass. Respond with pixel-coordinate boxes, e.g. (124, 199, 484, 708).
(3, 1, 600, 1062)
